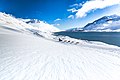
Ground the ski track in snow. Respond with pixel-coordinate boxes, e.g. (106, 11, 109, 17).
(0, 28, 120, 80)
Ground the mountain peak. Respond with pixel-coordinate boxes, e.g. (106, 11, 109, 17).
(66, 14, 120, 32)
(83, 15, 120, 32)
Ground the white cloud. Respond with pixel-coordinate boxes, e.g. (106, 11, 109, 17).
(54, 18, 61, 22)
(68, 15, 74, 19)
(68, 3, 83, 13)
(67, 8, 78, 13)
(56, 24, 60, 26)
(76, 0, 120, 18)
(70, 4, 79, 7)
(70, 3, 83, 8)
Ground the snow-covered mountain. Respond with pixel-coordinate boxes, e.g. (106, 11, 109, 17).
(66, 15, 120, 32)
(1, 15, 120, 80)
(19, 18, 60, 33)
(0, 12, 35, 33)
(66, 27, 83, 32)
(0, 12, 59, 34)
(1, 12, 120, 80)
(23, 19, 41, 24)
(0, 12, 60, 39)
(83, 15, 120, 32)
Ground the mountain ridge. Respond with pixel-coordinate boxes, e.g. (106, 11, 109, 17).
(66, 15, 120, 32)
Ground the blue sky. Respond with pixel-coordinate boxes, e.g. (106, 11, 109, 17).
(0, 0, 120, 30)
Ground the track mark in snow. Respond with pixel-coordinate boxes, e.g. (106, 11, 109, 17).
(0, 31, 120, 80)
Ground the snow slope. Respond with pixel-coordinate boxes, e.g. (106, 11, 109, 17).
(1, 12, 120, 80)
(0, 12, 36, 32)
(1, 24, 120, 80)
(0, 12, 59, 39)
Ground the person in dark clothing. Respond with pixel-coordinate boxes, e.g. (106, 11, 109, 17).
(59, 38, 62, 41)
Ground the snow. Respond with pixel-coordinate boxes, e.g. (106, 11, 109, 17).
(0, 12, 59, 34)
(0, 12, 120, 80)
(28, 22, 59, 33)
(83, 19, 120, 32)
(0, 12, 35, 32)
(1, 25, 120, 80)
(19, 18, 60, 33)
(107, 20, 113, 24)
(69, 15, 120, 32)
(0, 12, 60, 40)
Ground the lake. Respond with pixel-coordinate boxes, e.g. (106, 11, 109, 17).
(54, 32, 120, 47)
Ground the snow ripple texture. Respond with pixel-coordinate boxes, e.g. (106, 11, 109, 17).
(0, 29, 120, 80)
